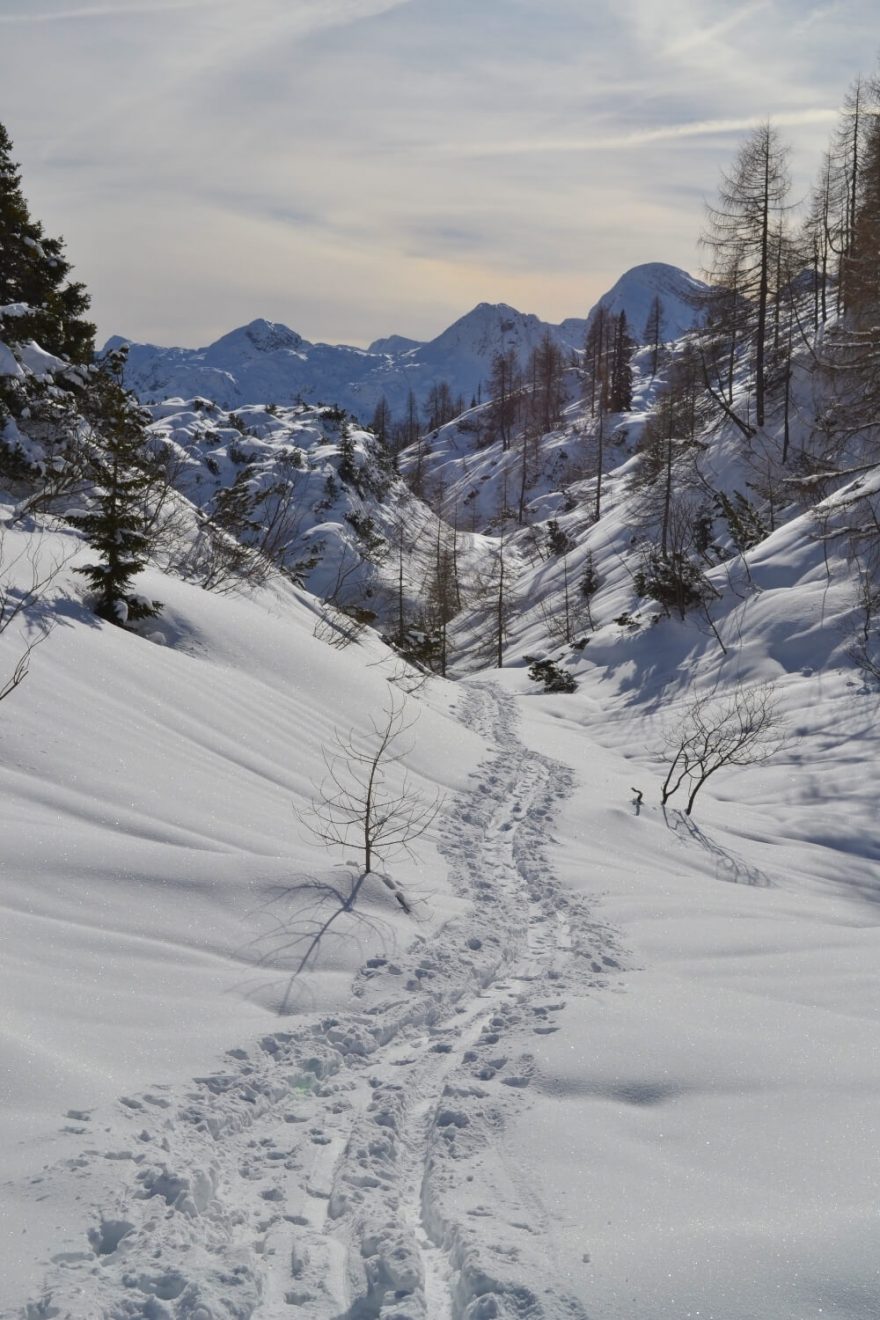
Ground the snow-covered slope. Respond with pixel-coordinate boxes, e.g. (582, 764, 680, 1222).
(145, 398, 402, 608)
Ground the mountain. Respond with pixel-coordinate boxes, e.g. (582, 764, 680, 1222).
(107, 320, 380, 418)
(585, 261, 708, 342)
(367, 333, 423, 354)
(108, 267, 703, 424)
(111, 304, 588, 422)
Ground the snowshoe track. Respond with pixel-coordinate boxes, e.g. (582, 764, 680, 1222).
(16, 684, 623, 1320)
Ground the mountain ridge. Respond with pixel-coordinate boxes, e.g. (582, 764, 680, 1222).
(109, 264, 706, 420)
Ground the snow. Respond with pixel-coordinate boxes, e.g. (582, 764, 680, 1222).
(3, 287, 880, 1319)
(0, 338, 24, 378)
(584, 261, 708, 343)
(4, 494, 879, 1317)
(17, 339, 69, 376)
(111, 295, 590, 421)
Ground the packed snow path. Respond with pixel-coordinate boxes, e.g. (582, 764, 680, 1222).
(20, 684, 623, 1320)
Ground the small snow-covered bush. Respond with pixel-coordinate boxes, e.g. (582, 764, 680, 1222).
(526, 658, 577, 693)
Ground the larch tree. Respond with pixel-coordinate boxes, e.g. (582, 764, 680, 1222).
(701, 121, 792, 429)
(488, 347, 521, 451)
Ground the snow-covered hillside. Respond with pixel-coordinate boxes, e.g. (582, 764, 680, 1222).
(144, 397, 408, 610)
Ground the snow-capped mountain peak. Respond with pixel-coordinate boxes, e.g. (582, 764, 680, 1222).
(107, 265, 703, 420)
(204, 318, 308, 365)
(587, 261, 708, 342)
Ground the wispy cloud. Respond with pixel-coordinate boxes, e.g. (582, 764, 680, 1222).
(442, 108, 841, 158)
(0, 0, 215, 21)
(662, 0, 771, 57)
(1, 0, 876, 346)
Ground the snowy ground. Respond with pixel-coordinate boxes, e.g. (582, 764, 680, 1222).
(2, 504, 880, 1319)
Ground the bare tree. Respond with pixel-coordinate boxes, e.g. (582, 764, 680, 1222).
(487, 347, 522, 451)
(0, 643, 34, 705)
(300, 695, 443, 896)
(660, 682, 785, 815)
(847, 561, 880, 683)
(701, 122, 793, 430)
(0, 527, 67, 635)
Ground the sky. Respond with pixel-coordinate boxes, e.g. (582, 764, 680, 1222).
(0, 0, 877, 348)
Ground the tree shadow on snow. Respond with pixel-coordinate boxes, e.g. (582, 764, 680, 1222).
(240, 866, 401, 1015)
(663, 807, 773, 887)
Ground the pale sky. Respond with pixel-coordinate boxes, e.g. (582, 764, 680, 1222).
(1, 0, 876, 347)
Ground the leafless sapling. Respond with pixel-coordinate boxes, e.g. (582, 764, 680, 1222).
(301, 695, 443, 903)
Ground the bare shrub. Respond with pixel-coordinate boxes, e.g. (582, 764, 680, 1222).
(661, 682, 785, 815)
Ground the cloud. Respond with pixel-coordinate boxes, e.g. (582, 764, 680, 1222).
(3, 0, 877, 346)
(444, 108, 841, 159)
(0, 0, 215, 21)
(661, 0, 771, 58)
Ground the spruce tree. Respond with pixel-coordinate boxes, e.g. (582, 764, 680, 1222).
(0, 122, 94, 362)
(642, 295, 665, 376)
(73, 350, 161, 626)
(608, 312, 634, 412)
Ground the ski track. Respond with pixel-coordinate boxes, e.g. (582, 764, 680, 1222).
(15, 684, 624, 1320)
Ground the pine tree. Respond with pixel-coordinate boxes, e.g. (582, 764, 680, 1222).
(529, 331, 567, 434)
(0, 122, 94, 362)
(582, 306, 610, 417)
(423, 380, 456, 431)
(370, 396, 393, 449)
(843, 85, 880, 324)
(73, 350, 161, 626)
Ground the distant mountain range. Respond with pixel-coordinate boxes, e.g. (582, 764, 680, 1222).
(109, 263, 707, 422)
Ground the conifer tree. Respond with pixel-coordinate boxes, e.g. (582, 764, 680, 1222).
(0, 122, 94, 362)
(73, 350, 161, 626)
(842, 86, 880, 324)
(369, 396, 393, 449)
(608, 312, 634, 413)
(582, 306, 610, 418)
(488, 347, 521, 451)
(642, 295, 665, 377)
(529, 331, 567, 434)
